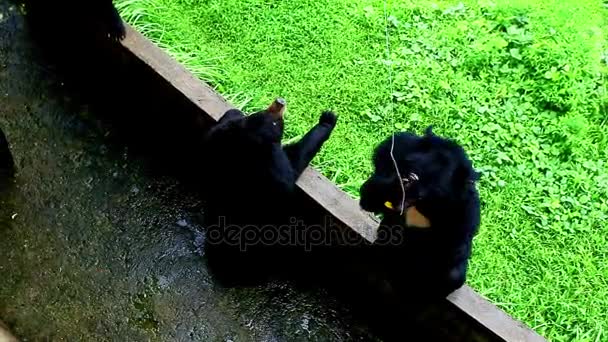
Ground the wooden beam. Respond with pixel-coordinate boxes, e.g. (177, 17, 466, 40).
(448, 287, 546, 342)
(118, 23, 546, 342)
(121, 26, 231, 121)
(297, 168, 378, 241)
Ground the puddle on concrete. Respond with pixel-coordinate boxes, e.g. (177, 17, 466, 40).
(0, 2, 380, 341)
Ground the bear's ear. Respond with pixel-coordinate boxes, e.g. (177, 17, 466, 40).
(219, 109, 245, 124)
(471, 170, 481, 182)
(453, 164, 478, 186)
(418, 126, 435, 150)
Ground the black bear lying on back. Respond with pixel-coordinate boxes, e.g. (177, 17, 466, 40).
(358, 127, 480, 305)
(202, 99, 337, 283)
(22, 0, 126, 41)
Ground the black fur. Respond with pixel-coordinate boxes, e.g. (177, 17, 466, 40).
(202, 107, 337, 283)
(0, 128, 14, 178)
(21, 0, 126, 42)
(359, 128, 480, 303)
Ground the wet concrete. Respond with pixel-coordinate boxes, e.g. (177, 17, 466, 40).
(0, 2, 380, 341)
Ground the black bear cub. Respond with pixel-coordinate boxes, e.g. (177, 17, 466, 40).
(359, 127, 480, 305)
(203, 99, 337, 283)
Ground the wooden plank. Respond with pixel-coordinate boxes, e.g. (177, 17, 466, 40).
(121, 26, 231, 121)
(298, 168, 378, 241)
(448, 287, 547, 342)
(118, 23, 546, 342)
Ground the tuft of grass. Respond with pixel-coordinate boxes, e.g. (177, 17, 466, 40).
(116, 0, 608, 340)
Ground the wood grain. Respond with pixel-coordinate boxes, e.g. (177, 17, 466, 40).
(448, 286, 547, 342)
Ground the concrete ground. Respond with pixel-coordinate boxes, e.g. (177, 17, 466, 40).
(0, 2, 379, 341)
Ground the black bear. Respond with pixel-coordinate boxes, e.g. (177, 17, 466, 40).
(358, 127, 481, 305)
(202, 99, 338, 283)
(0, 127, 14, 179)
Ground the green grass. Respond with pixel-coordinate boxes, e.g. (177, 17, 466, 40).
(116, 0, 608, 340)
